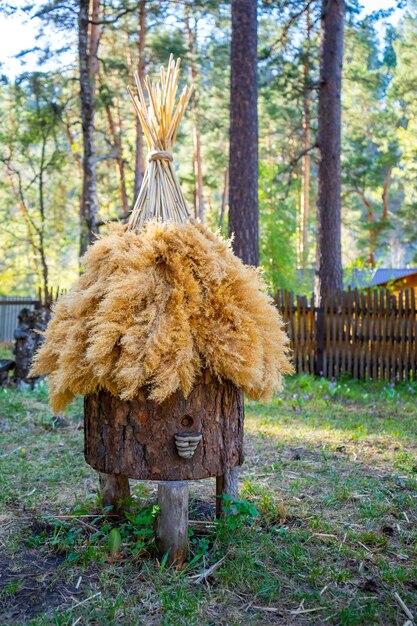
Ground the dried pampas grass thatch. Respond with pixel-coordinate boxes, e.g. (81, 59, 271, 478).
(31, 221, 293, 413)
(31, 56, 293, 412)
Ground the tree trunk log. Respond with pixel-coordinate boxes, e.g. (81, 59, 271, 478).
(155, 481, 188, 566)
(99, 473, 130, 516)
(84, 370, 244, 481)
(133, 0, 146, 202)
(229, 0, 258, 267)
(216, 467, 239, 518)
(14, 306, 50, 386)
(78, 0, 100, 258)
(315, 0, 345, 301)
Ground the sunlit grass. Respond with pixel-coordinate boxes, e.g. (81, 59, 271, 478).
(0, 374, 416, 625)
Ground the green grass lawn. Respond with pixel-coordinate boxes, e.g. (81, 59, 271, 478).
(0, 374, 416, 625)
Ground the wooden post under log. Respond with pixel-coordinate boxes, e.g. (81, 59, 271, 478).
(99, 472, 130, 517)
(216, 467, 239, 518)
(155, 481, 189, 566)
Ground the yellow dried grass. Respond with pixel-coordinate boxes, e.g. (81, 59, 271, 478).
(31, 221, 293, 413)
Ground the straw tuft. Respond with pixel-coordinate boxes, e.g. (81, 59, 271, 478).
(128, 55, 193, 231)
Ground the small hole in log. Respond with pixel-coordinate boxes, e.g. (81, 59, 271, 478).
(181, 415, 193, 427)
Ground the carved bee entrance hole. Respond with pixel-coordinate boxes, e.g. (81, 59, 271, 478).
(181, 415, 194, 428)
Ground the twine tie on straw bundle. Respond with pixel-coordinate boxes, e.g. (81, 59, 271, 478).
(128, 55, 193, 231)
(147, 150, 174, 163)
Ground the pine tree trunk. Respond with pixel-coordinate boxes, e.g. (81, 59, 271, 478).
(185, 9, 205, 222)
(229, 0, 258, 267)
(225, 0, 258, 500)
(78, 0, 100, 258)
(301, 8, 311, 269)
(133, 0, 146, 201)
(315, 0, 345, 300)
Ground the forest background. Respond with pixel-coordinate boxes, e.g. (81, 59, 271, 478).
(0, 0, 414, 298)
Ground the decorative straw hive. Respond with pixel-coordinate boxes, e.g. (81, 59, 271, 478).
(31, 57, 293, 435)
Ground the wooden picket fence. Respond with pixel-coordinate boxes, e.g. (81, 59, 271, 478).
(0, 296, 40, 342)
(275, 288, 417, 381)
(0, 288, 62, 342)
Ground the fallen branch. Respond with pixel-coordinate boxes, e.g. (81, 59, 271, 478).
(191, 557, 225, 584)
(393, 592, 414, 622)
(66, 592, 101, 612)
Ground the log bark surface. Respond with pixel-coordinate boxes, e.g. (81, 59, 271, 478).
(14, 306, 50, 385)
(84, 371, 244, 481)
(216, 468, 239, 518)
(99, 473, 130, 516)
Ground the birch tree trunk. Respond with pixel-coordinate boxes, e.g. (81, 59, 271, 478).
(133, 0, 146, 201)
(78, 0, 100, 258)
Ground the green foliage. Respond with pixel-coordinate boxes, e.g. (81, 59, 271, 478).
(1, 3, 416, 295)
(107, 528, 122, 556)
(123, 505, 160, 554)
(0, 72, 80, 295)
(259, 162, 298, 291)
(216, 495, 259, 533)
(25, 501, 160, 565)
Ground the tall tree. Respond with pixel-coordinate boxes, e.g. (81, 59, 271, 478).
(301, 6, 312, 269)
(185, 6, 205, 221)
(228, 0, 259, 266)
(219, 0, 258, 504)
(315, 0, 345, 299)
(79, 0, 100, 257)
(133, 0, 146, 202)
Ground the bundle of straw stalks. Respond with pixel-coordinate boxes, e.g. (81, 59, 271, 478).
(128, 55, 193, 230)
(31, 57, 293, 413)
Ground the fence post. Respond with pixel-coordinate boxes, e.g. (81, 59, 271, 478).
(316, 303, 324, 376)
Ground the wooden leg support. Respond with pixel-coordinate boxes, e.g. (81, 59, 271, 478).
(155, 481, 189, 566)
(216, 467, 239, 518)
(99, 472, 130, 517)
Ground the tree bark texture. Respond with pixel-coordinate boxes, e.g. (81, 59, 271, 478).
(133, 0, 146, 202)
(155, 482, 189, 566)
(99, 472, 130, 516)
(78, 0, 100, 258)
(14, 306, 50, 385)
(315, 0, 345, 301)
(84, 370, 244, 481)
(301, 7, 312, 269)
(185, 9, 205, 222)
(229, 0, 258, 267)
(216, 468, 239, 518)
